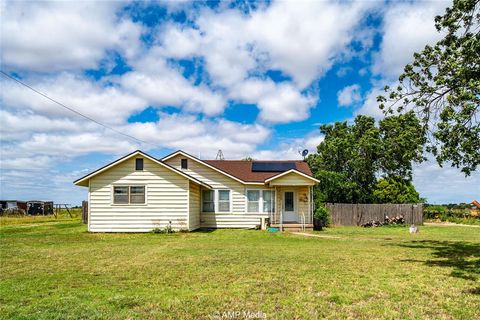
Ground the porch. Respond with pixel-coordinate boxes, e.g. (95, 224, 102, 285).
(265, 170, 317, 231)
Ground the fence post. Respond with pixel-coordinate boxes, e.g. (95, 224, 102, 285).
(82, 201, 88, 224)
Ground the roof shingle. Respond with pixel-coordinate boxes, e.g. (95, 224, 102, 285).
(203, 160, 313, 182)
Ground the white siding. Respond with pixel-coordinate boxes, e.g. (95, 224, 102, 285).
(188, 181, 200, 230)
(89, 156, 189, 232)
(165, 155, 268, 228)
(273, 186, 312, 224)
(268, 172, 316, 186)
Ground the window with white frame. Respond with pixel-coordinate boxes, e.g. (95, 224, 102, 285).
(247, 190, 260, 212)
(217, 190, 231, 212)
(246, 190, 275, 213)
(113, 186, 145, 205)
(263, 190, 275, 213)
(202, 190, 215, 212)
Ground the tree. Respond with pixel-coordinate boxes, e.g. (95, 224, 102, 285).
(378, 111, 426, 179)
(378, 0, 480, 175)
(308, 116, 380, 203)
(372, 177, 421, 204)
(308, 113, 424, 203)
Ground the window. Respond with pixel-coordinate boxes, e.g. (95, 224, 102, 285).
(218, 190, 231, 212)
(113, 186, 145, 204)
(284, 191, 294, 212)
(202, 190, 214, 212)
(246, 190, 276, 213)
(135, 158, 143, 171)
(130, 186, 145, 204)
(181, 158, 188, 169)
(247, 190, 260, 212)
(113, 186, 129, 204)
(263, 190, 275, 213)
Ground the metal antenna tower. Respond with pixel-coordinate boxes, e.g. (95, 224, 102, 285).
(216, 149, 225, 160)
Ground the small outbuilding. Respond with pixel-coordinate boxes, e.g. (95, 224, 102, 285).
(26, 201, 54, 215)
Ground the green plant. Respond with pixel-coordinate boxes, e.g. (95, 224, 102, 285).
(314, 204, 330, 228)
(151, 227, 164, 234)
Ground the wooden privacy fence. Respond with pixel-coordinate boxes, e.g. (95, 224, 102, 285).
(81, 201, 88, 224)
(325, 203, 423, 226)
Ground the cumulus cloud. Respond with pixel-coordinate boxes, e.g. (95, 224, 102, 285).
(371, 1, 448, 79)
(229, 79, 317, 123)
(156, 1, 378, 123)
(413, 156, 480, 204)
(246, 1, 377, 88)
(357, 1, 449, 119)
(120, 51, 226, 116)
(123, 113, 271, 159)
(1, 74, 147, 124)
(253, 131, 324, 160)
(1, 1, 144, 72)
(337, 84, 362, 107)
(354, 84, 388, 119)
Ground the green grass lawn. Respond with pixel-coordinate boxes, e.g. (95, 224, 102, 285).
(1, 217, 479, 319)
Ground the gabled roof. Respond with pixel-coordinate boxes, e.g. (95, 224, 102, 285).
(472, 200, 480, 209)
(204, 160, 314, 182)
(74, 150, 212, 189)
(161, 150, 254, 184)
(161, 150, 316, 184)
(264, 169, 320, 183)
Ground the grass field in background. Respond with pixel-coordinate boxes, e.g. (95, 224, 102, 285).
(1, 216, 479, 319)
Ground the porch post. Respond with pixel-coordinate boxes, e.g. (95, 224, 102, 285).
(279, 187, 283, 231)
(310, 186, 313, 224)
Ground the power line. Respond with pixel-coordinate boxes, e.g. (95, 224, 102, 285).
(0, 70, 155, 147)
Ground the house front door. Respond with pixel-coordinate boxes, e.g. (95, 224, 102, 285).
(283, 191, 296, 222)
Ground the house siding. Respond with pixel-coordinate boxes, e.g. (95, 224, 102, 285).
(165, 155, 268, 228)
(188, 181, 201, 230)
(273, 186, 312, 224)
(88, 156, 189, 232)
(268, 172, 316, 186)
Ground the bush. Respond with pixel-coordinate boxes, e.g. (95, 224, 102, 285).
(314, 204, 330, 229)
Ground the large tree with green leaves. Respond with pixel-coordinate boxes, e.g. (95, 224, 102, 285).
(308, 112, 424, 203)
(373, 177, 421, 204)
(378, 0, 480, 175)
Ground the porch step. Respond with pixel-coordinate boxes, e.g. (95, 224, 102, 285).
(271, 224, 313, 232)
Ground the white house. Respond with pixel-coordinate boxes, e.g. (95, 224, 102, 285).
(74, 150, 319, 232)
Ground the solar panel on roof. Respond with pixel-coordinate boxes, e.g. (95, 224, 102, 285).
(251, 162, 296, 172)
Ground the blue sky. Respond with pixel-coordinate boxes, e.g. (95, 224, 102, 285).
(1, 0, 478, 205)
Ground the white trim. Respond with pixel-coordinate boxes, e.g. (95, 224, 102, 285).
(110, 184, 147, 206)
(74, 150, 212, 189)
(245, 189, 276, 214)
(264, 169, 320, 183)
(88, 179, 91, 232)
(201, 188, 215, 213)
(283, 190, 296, 222)
(216, 189, 232, 213)
(162, 151, 250, 185)
(187, 180, 190, 229)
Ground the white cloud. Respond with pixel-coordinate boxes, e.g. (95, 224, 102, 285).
(413, 156, 480, 204)
(372, 1, 448, 79)
(357, 1, 449, 120)
(253, 131, 324, 160)
(354, 84, 388, 119)
(0, 110, 85, 141)
(123, 113, 271, 159)
(246, 1, 377, 88)
(1, 74, 147, 124)
(154, 1, 378, 123)
(230, 79, 317, 123)
(1, 1, 144, 72)
(337, 84, 362, 107)
(119, 52, 226, 116)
